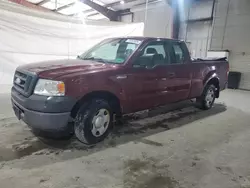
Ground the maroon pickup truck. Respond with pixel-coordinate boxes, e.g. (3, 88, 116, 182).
(11, 37, 228, 144)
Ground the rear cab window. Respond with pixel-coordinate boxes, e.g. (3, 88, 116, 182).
(168, 41, 189, 64)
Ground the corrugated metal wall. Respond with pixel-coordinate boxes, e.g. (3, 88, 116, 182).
(179, 0, 213, 58)
(120, 14, 133, 23)
(210, 0, 250, 90)
(121, 1, 173, 38)
(186, 21, 212, 58)
(120, 0, 250, 90)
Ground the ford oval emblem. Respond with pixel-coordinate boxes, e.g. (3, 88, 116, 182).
(15, 77, 21, 84)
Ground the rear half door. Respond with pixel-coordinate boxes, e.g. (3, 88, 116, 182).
(163, 41, 192, 102)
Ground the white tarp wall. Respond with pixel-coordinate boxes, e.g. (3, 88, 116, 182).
(0, 0, 144, 93)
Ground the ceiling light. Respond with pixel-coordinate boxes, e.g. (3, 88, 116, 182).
(120, 1, 125, 4)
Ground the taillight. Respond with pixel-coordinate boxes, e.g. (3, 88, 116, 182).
(226, 63, 229, 79)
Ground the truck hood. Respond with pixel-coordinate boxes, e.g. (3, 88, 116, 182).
(18, 59, 117, 79)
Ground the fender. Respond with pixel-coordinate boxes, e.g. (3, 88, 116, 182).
(203, 72, 220, 86)
(203, 72, 220, 97)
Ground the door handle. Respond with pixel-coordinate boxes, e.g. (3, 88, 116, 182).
(116, 75, 128, 79)
(168, 72, 175, 78)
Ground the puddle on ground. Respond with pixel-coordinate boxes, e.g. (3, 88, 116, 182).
(0, 139, 50, 162)
(123, 156, 178, 188)
(0, 104, 227, 163)
(113, 110, 198, 137)
(0, 136, 90, 162)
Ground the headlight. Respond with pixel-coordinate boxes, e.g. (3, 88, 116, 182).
(34, 79, 65, 96)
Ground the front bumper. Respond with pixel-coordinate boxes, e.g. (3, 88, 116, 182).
(11, 87, 76, 132)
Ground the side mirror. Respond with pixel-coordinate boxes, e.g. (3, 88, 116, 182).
(133, 54, 154, 68)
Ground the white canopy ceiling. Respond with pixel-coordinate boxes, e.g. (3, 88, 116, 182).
(24, 0, 153, 20)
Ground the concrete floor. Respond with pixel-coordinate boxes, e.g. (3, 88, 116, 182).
(0, 89, 250, 188)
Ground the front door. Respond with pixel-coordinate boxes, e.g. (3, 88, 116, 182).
(126, 40, 170, 112)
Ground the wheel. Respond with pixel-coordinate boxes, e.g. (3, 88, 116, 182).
(196, 84, 216, 110)
(74, 99, 113, 145)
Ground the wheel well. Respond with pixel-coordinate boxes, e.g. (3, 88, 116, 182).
(70, 91, 122, 118)
(207, 78, 220, 98)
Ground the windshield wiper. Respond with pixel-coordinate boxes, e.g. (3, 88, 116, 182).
(77, 55, 84, 60)
(83, 57, 109, 64)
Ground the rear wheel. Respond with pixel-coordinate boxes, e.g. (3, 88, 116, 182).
(196, 84, 216, 110)
(74, 99, 113, 145)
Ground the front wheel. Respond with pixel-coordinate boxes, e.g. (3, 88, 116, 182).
(74, 99, 113, 145)
(196, 84, 216, 110)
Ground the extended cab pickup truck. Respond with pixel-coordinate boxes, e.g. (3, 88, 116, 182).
(11, 37, 228, 144)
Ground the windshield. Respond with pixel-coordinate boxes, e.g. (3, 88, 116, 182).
(78, 38, 142, 64)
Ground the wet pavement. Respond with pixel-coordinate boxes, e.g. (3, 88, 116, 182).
(0, 101, 226, 163)
(0, 90, 250, 188)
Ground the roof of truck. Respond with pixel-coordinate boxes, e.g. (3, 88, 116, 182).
(109, 36, 182, 42)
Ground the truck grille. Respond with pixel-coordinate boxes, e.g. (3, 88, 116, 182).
(13, 70, 37, 97)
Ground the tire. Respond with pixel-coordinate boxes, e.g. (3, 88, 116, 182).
(196, 84, 216, 110)
(74, 99, 113, 145)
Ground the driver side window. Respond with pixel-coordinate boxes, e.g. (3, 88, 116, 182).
(134, 41, 168, 68)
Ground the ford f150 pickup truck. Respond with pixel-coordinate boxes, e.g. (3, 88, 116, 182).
(11, 37, 228, 144)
